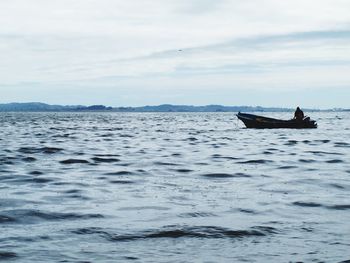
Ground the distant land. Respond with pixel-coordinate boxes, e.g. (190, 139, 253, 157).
(0, 102, 348, 112)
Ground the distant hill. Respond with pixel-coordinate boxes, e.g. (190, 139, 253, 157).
(0, 102, 335, 112)
(0, 103, 112, 112)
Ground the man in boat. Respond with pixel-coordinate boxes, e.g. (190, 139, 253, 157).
(294, 107, 304, 121)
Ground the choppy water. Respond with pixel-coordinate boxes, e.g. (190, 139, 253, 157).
(0, 112, 349, 263)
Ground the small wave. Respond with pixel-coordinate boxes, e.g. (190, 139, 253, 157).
(92, 157, 120, 163)
(154, 161, 180, 166)
(118, 206, 170, 211)
(104, 171, 134, 176)
(100, 133, 114, 138)
(51, 133, 70, 138)
(298, 159, 316, 163)
(60, 159, 90, 164)
(21, 177, 53, 184)
(201, 173, 251, 178)
(1, 175, 53, 184)
(306, 151, 342, 156)
(178, 212, 217, 218)
(327, 205, 350, 210)
(237, 159, 272, 164)
(0, 157, 15, 165)
(18, 147, 63, 154)
(109, 180, 135, 184)
(0, 175, 17, 182)
(0, 209, 104, 224)
(293, 202, 350, 210)
(238, 208, 258, 214)
(292, 202, 323, 208)
(195, 162, 209, 166)
(334, 142, 350, 148)
(29, 171, 43, 175)
(124, 256, 139, 260)
(326, 159, 344, 163)
(0, 215, 16, 224)
(285, 140, 298, 145)
(22, 157, 37, 162)
(64, 189, 81, 194)
(0, 198, 38, 209)
(72, 225, 277, 241)
(211, 154, 239, 160)
(278, 165, 297, 170)
(119, 134, 134, 138)
(328, 183, 347, 190)
(300, 227, 314, 232)
(94, 154, 121, 157)
(0, 251, 17, 260)
(314, 139, 331, 144)
(266, 148, 279, 151)
(174, 169, 193, 173)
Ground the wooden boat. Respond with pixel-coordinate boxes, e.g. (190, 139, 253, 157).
(236, 112, 317, 129)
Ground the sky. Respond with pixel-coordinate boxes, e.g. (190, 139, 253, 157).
(0, 0, 349, 108)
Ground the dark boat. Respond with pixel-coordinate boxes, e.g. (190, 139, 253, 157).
(236, 112, 317, 129)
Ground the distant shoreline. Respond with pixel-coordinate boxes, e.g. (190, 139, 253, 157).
(0, 102, 348, 112)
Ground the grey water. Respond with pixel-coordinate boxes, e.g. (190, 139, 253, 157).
(0, 112, 349, 263)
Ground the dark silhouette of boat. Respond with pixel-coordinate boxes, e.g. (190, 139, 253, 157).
(236, 112, 317, 129)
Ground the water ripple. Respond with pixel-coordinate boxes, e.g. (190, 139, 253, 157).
(237, 159, 273, 164)
(0, 251, 17, 260)
(292, 202, 350, 210)
(0, 209, 104, 224)
(72, 225, 278, 241)
(1, 112, 349, 262)
(92, 157, 120, 163)
(18, 147, 63, 154)
(200, 173, 251, 178)
(59, 159, 90, 164)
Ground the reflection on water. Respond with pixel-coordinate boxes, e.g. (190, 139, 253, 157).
(0, 112, 349, 262)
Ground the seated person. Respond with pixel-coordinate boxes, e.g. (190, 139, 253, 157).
(294, 107, 304, 121)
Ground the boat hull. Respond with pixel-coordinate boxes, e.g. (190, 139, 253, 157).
(236, 112, 317, 129)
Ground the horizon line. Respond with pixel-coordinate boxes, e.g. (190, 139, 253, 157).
(0, 101, 348, 111)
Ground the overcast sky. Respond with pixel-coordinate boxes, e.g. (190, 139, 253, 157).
(0, 0, 349, 108)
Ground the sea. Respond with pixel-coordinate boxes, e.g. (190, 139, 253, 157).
(0, 112, 349, 263)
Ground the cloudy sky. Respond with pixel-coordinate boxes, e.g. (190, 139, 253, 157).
(0, 0, 349, 108)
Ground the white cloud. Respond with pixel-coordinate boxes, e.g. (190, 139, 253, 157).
(0, 0, 349, 107)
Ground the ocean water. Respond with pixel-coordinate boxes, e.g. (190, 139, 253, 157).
(0, 112, 349, 263)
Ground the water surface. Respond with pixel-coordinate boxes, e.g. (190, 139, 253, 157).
(0, 112, 349, 262)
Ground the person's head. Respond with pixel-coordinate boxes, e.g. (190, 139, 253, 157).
(296, 107, 300, 110)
